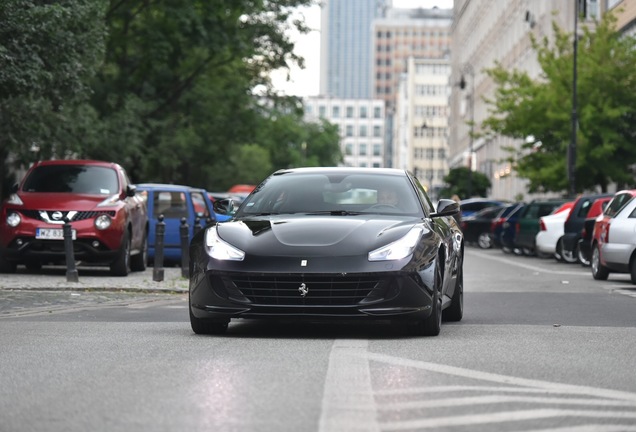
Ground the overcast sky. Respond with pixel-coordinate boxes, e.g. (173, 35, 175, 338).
(270, 0, 454, 97)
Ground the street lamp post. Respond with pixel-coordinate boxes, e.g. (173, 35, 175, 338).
(459, 63, 475, 198)
(568, 0, 578, 198)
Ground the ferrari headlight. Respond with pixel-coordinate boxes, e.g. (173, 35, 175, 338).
(6, 212, 21, 227)
(94, 214, 112, 230)
(205, 228, 245, 261)
(368, 226, 423, 261)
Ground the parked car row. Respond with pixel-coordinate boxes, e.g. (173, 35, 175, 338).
(461, 190, 636, 284)
(0, 159, 246, 275)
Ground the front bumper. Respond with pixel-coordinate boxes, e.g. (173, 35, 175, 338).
(190, 269, 434, 322)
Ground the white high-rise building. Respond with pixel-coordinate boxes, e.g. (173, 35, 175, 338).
(304, 97, 386, 168)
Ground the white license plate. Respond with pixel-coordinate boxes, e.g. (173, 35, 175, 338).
(36, 228, 77, 240)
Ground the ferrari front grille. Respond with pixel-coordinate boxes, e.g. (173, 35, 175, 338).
(228, 274, 383, 306)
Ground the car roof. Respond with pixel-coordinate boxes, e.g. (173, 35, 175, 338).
(135, 183, 206, 192)
(32, 159, 119, 168)
(272, 167, 407, 177)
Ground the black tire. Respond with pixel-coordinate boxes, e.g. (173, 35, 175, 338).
(630, 257, 636, 284)
(591, 244, 609, 280)
(130, 231, 148, 272)
(561, 242, 579, 264)
(477, 232, 492, 249)
(409, 259, 442, 336)
(110, 231, 131, 276)
(444, 254, 463, 322)
(555, 238, 565, 262)
(521, 247, 534, 256)
(0, 255, 17, 273)
(578, 240, 591, 267)
(189, 304, 228, 335)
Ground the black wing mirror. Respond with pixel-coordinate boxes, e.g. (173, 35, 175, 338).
(430, 199, 459, 218)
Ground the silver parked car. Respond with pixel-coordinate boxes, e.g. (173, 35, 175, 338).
(591, 195, 636, 283)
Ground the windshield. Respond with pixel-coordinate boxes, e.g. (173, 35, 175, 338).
(22, 165, 120, 195)
(237, 173, 424, 217)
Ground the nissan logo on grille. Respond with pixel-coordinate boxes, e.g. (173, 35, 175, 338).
(51, 211, 64, 221)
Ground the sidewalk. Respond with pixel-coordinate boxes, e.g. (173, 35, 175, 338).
(0, 266, 188, 293)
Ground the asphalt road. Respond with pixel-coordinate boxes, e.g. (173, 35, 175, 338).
(1, 249, 636, 432)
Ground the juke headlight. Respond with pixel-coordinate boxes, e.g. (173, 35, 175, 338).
(205, 228, 245, 261)
(368, 226, 423, 261)
(6, 212, 21, 227)
(94, 214, 112, 230)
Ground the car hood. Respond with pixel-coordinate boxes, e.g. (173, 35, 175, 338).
(215, 214, 428, 256)
(12, 192, 119, 210)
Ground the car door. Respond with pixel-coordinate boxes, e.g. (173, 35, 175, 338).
(601, 198, 636, 266)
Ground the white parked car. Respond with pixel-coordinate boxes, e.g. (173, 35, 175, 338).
(591, 195, 636, 282)
(535, 208, 572, 261)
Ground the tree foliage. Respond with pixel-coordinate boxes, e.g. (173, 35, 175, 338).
(439, 167, 491, 199)
(481, 12, 636, 194)
(1, 0, 342, 197)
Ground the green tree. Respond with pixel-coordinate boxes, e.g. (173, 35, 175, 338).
(481, 12, 636, 194)
(440, 167, 491, 199)
(0, 0, 107, 198)
(86, 0, 314, 186)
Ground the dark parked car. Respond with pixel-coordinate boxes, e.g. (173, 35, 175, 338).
(577, 196, 612, 266)
(491, 203, 524, 249)
(136, 183, 220, 265)
(459, 198, 509, 218)
(0, 160, 148, 275)
(514, 199, 568, 256)
(189, 167, 464, 336)
(495, 203, 526, 253)
(461, 205, 511, 249)
(560, 193, 613, 263)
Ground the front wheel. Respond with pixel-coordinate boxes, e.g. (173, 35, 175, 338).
(409, 259, 442, 336)
(477, 232, 492, 249)
(110, 231, 131, 276)
(130, 231, 148, 272)
(444, 255, 463, 322)
(591, 244, 609, 280)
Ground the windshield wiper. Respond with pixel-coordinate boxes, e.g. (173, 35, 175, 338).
(306, 210, 362, 216)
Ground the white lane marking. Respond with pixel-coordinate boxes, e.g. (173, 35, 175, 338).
(319, 339, 379, 432)
(380, 409, 636, 430)
(362, 352, 636, 402)
(521, 425, 636, 432)
(375, 385, 620, 396)
(378, 395, 636, 410)
(466, 249, 587, 276)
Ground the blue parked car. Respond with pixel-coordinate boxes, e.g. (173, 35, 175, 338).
(136, 183, 225, 264)
(498, 203, 527, 254)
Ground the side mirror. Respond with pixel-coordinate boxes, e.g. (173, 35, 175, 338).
(430, 199, 459, 218)
(213, 198, 235, 216)
(126, 184, 137, 197)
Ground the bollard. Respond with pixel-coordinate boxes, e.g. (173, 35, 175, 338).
(63, 218, 79, 282)
(180, 217, 190, 278)
(194, 216, 202, 236)
(153, 214, 165, 282)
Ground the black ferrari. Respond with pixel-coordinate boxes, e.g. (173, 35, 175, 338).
(189, 167, 464, 336)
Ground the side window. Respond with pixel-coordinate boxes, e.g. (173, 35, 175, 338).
(154, 191, 188, 218)
(411, 176, 434, 215)
(190, 191, 210, 218)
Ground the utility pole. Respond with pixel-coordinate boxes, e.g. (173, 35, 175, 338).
(569, 0, 579, 198)
(460, 63, 474, 198)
